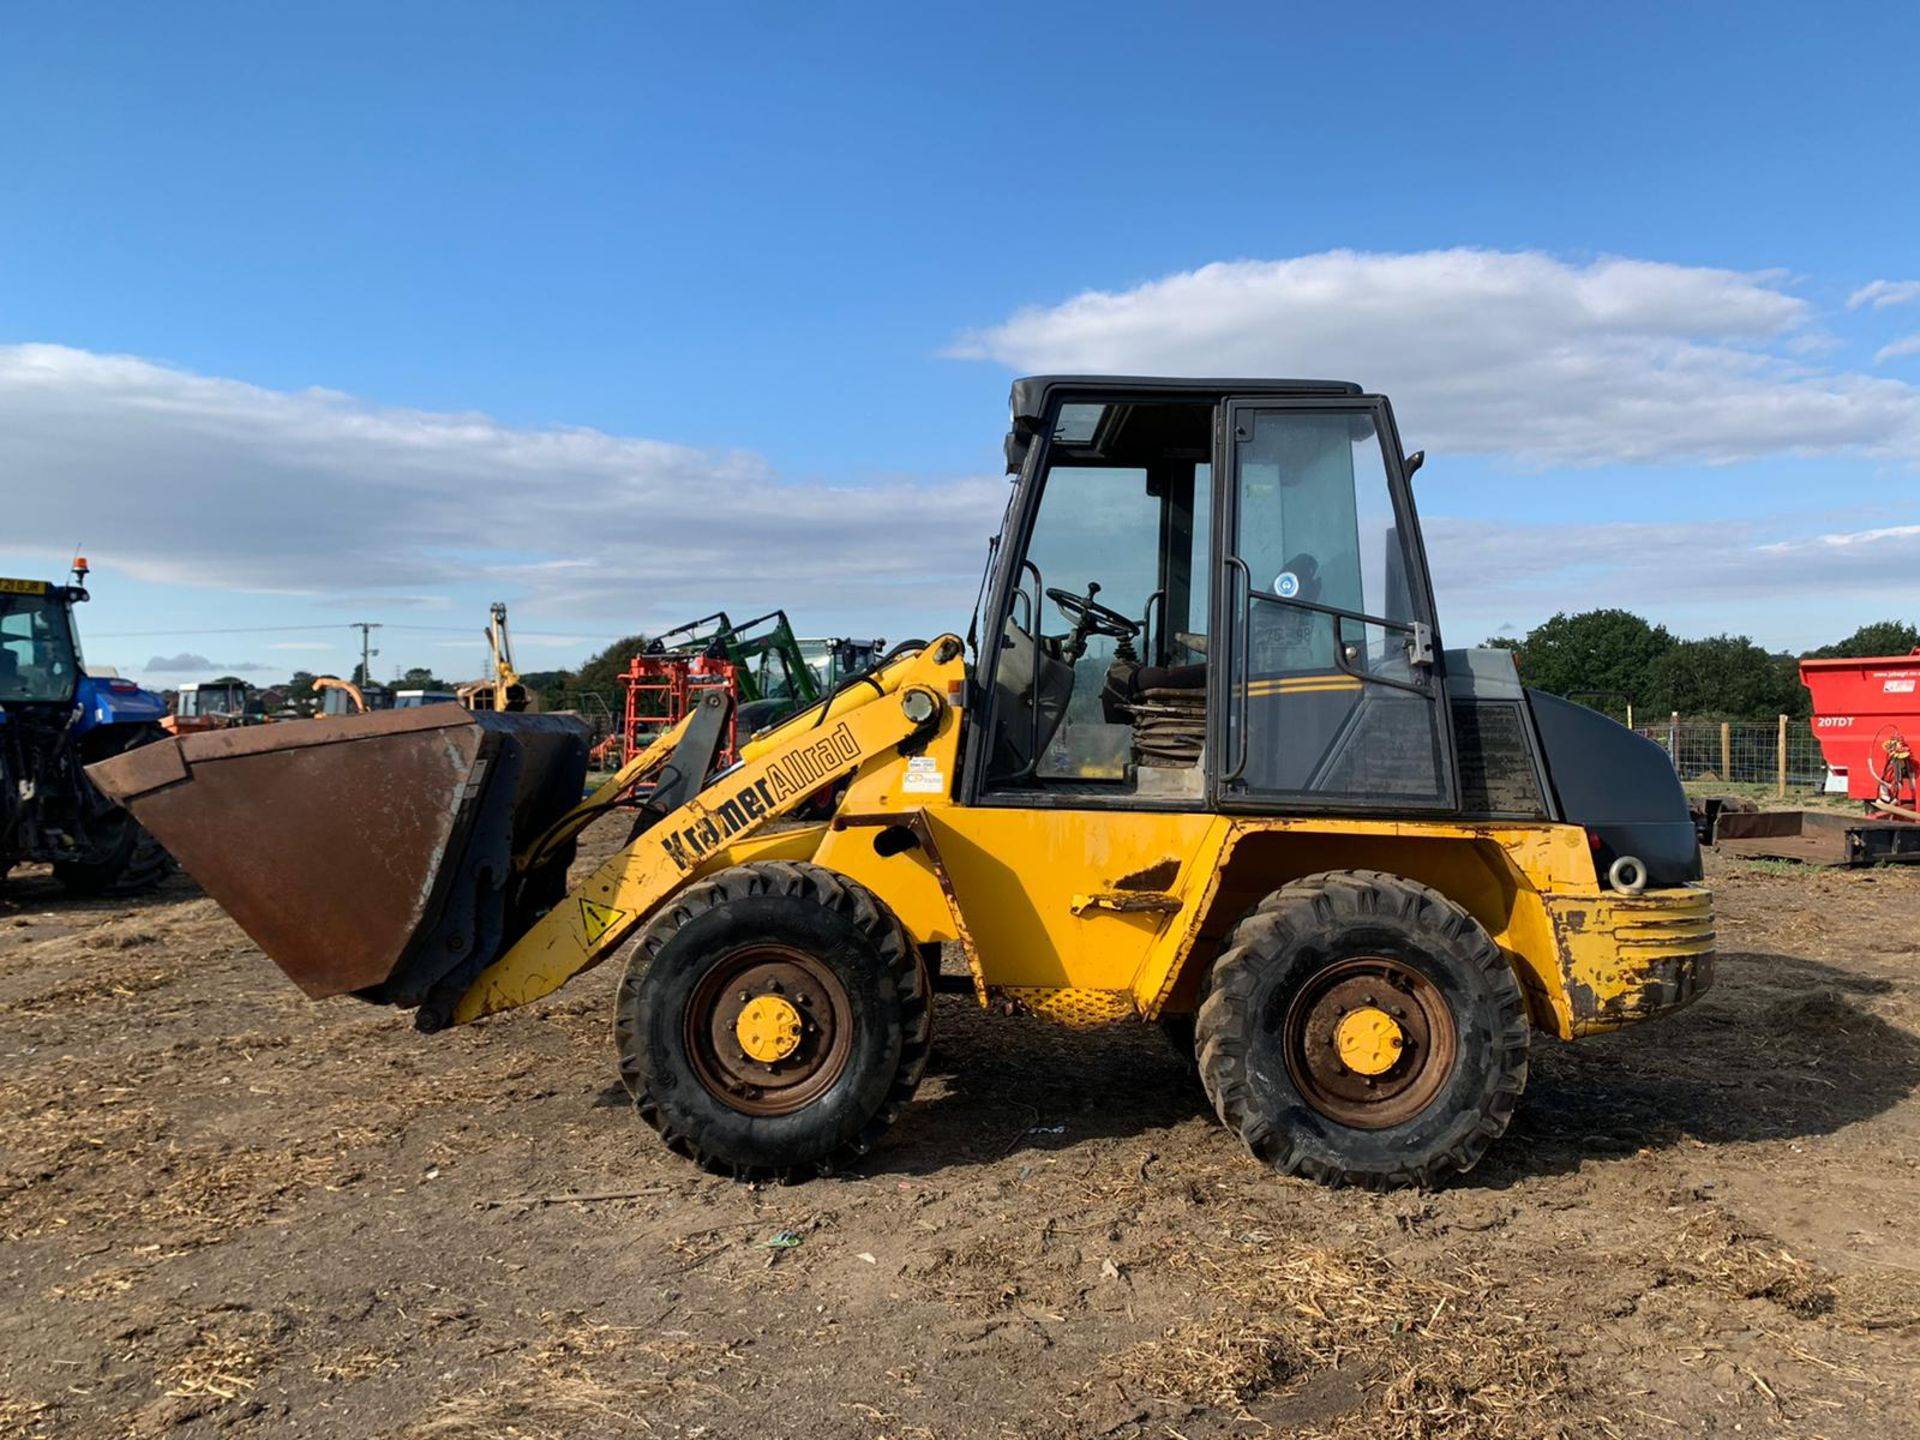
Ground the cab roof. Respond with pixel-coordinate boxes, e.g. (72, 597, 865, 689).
(1008, 374, 1364, 430)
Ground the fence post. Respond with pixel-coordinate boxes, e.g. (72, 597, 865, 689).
(1669, 711, 1678, 757)
(1626, 701, 1634, 729)
(1720, 721, 1731, 781)
(1777, 714, 1788, 797)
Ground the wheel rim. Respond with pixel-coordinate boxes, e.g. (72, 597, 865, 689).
(1281, 954, 1457, 1130)
(685, 944, 853, 1116)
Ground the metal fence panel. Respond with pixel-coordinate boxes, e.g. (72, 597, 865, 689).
(1633, 720, 1826, 789)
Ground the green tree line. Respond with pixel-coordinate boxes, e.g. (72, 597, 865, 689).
(1486, 612, 1919, 723)
(243, 643, 645, 717)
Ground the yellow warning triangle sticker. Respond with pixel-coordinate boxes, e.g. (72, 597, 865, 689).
(578, 898, 628, 945)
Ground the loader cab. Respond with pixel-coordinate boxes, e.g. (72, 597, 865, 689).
(972, 377, 1456, 814)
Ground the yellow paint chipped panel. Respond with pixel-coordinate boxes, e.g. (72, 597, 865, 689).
(928, 808, 1217, 992)
(1546, 887, 1715, 1037)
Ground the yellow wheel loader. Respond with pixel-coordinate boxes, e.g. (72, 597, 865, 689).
(91, 377, 1713, 1188)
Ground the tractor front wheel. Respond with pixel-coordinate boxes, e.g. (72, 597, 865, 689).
(1196, 870, 1529, 1189)
(615, 861, 931, 1180)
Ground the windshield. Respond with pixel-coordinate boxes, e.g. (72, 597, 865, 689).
(180, 684, 249, 717)
(0, 590, 81, 703)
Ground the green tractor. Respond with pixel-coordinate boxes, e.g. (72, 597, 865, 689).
(647, 611, 884, 737)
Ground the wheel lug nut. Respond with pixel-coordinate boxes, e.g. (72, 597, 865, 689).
(738, 990, 751, 1003)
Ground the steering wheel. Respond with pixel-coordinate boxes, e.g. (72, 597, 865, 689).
(1047, 582, 1139, 639)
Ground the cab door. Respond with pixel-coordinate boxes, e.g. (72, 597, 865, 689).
(1209, 399, 1458, 812)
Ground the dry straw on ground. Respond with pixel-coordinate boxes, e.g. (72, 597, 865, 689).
(1116, 1238, 1576, 1440)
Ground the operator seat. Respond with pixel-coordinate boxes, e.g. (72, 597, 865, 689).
(989, 616, 1076, 778)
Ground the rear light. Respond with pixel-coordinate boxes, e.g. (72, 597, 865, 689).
(109, 679, 139, 693)
(1586, 829, 1603, 851)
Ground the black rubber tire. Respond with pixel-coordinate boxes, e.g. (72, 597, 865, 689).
(1196, 870, 1529, 1190)
(614, 860, 931, 1180)
(53, 725, 176, 898)
(52, 826, 171, 897)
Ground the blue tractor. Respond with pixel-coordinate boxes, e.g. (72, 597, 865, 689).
(0, 560, 175, 895)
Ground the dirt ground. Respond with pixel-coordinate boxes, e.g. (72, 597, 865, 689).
(3, 825, 1918, 1440)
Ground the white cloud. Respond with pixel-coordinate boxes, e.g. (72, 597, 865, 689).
(1876, 334, 1920, 365)
(953, 249, 1920, 467)
(1848, 279, 1920, 310)
(1757, 522, 1920, 554)
(142, 652, 267, 672)
(1423, 512, 1920, 647)
(0, 344, 1005, 634)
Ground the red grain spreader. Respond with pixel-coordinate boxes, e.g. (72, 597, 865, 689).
(1712, 649, 1920, 864)
(1799, 650, 1920, 812)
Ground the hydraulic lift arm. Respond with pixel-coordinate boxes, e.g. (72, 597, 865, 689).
(445, 638, 965, 1027)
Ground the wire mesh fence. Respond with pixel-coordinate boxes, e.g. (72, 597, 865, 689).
(1632, 718, 1827, 791)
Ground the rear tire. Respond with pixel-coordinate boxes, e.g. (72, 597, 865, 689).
(52, 826, 171, 897)
(615, 861, 930, 1179)
(1196, 870, 1528, 1189)
(54, 725, 175, 898)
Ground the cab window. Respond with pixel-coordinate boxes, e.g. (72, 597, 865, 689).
(984, 399, 1214, 798)
(0, 594, 79, 703)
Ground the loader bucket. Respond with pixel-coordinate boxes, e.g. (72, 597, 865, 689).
(87, 706, 590, 1018)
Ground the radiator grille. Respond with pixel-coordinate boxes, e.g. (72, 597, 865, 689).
(1453, 700, 1549, 818)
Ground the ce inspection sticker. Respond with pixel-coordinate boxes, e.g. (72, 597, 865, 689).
(1274, 571, 1300, 599)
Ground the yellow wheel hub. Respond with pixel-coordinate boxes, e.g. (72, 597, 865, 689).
(735, 995, 804, 1063)
(1334, 1006, 1405, 1076)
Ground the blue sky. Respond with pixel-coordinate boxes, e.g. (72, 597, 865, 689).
(4, 2, 1919, 686)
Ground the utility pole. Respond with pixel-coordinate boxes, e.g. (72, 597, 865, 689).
(351, 622, 382, 687)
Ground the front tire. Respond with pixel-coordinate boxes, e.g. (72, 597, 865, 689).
(1196, 870, 1528, 1189)
(615, 861, 931, 1179)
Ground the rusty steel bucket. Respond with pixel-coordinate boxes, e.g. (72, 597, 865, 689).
(87, 705, 589, 1022)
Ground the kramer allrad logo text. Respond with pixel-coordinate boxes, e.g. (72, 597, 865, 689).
(659, 722, 860, 871)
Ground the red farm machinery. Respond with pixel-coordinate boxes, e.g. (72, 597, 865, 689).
(1714, 648, 1920, 865)
(614, 652, 741, 769)
(590, 613, 887, 770)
